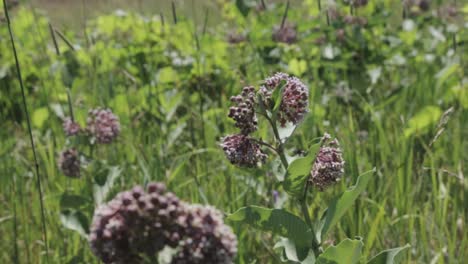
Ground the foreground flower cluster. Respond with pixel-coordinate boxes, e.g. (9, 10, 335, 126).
(89, 182, 237, 264)
(309, 135, 345, 191)
(58, 108, 120, 178)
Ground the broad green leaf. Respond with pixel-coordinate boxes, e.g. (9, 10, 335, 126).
(93, 166, 122, 205)
(278, 122, 297, 141)
(235, 0, 250, 17)
(60, 210, 89, 238)
(316, 239, 363, 264)
(157, 66, 178, 83)
(275, 238, 316, 263)
(60, 193, 90, 210)
(228, 206, 313, 261)
(320, 169, 374, 239)
(367, 244, 410, 264)
(32, 107, 49, 128)
(403, 106, 442, 138)
(289, 59, 307, 76)
(283, 143, 321, 197)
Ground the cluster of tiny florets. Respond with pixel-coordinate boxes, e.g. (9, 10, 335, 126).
(260, 72, 309, 126)
(89, 183, 237, 264)
(227, 32, 247, 44)
(347, 0, 368, 8)
(220, 134, 267, 167)
(272, 22, 298, 44)
(58, 148, 80, 178)
(228, 86, 258, 134)
(171, 205, 238, 264)
(87, 108, 121, 144)
(63, 118, 81, 136)
(309, 136, 345, 191)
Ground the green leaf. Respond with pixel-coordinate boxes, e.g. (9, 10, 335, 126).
(60, 210, 89, 238)
(283, 143, 321, 197)
(289, 59, 308, 76)
(367, 244, 410, 264)
(32, 107, 49, 128)
(93, 166, 122, 205)
(316, 238, 363, 264)
(403, 106, 442, 138)
(320, 169, 374, 239)
(235, 0, 250, 17)
(272, 79, 287, 113)
(275, 238, 316, 263)
(228, 206, 313, 261)
(60, 193, 90, 210)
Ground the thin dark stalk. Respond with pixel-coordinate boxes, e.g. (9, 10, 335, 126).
(48, 23, 60, 55)
(318, 0, 321, 11)
(49, 23, 75, 122)
(280, 0, 290, 29)
(3, 1, 49, 261)
(160, 12, 165, 26)
(12, 178, 19, 264)
(261, 0, 266, 9)
(172, 1, 178, 24)
(202, 8, 209, 35)
(54, 29, 75, 51)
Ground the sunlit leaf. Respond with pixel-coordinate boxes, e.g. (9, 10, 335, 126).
(283, 143, 321, 197)
(319, 169, 374, 239)
(403, 106, 442, 138)
(367, 244, 410, 264)
(228, 206, 313, 261)
(32, 107, 49, 128)
(60, 210, 89, 238)
(316, 238, 363, 264)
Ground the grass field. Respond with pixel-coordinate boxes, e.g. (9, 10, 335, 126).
(1, 0, 467, 263)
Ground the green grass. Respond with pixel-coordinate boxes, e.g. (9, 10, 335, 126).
(1, 0, 467, 263)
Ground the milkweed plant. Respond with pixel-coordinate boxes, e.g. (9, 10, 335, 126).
(220, 72, 410, 263)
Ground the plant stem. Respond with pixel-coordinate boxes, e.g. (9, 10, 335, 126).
(3, 0, 49, 261)
(264, 114, 288, 169)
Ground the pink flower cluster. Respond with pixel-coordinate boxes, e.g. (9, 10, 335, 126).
(220, 135, 267, 168)
(309, 136, 345, 191)
(228, 86, 258, 134)
(260, 72, 309, 127)
(272, 22, 298, 44)
(58, 148, 80, 178)
(89, 182, 237, 264)
(87, 108, 121, 144)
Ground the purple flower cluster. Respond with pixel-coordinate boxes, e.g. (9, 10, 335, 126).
(89, 183, 237, 264)
(87, 108, 121, 144)
(309, 136, 345, 191)
(272, 22, 298, 44)
(171, 205, 238, 264)
(63, 118, 81, 136)
(227, 32, 247, 44)
(220, 135, 267, 168)
(228, 86, 258, 134)
(260, 72, 309, 127)
(58, 148, 80, 178)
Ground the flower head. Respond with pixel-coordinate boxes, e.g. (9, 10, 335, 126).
(172, 205, 237, 264)
(63, 117, 81, 136)
(89, 183, 186, 263)
(220, 134, 267, 167)
(228, 86, 258, 134)
(89, 183, 238, 264)
(309, 136, 345, 191)
(87, 108, 120, 144)
(260, 72, 309, 127)
(272, 22, 297, 44)
(58, 148, 80, 178)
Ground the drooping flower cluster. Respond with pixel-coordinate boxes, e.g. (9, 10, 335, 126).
(260, 72, 309, 126)
(58, 148, 80, 178)
(272, 22, 298, 44)
(309, 135, 345, 191)
(87, 108, 121, 144)
(63, 118, 81, 136)
(220, 134, 267, 168)
(228, 86, 258, 134)
(89, 183, 237, 264)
